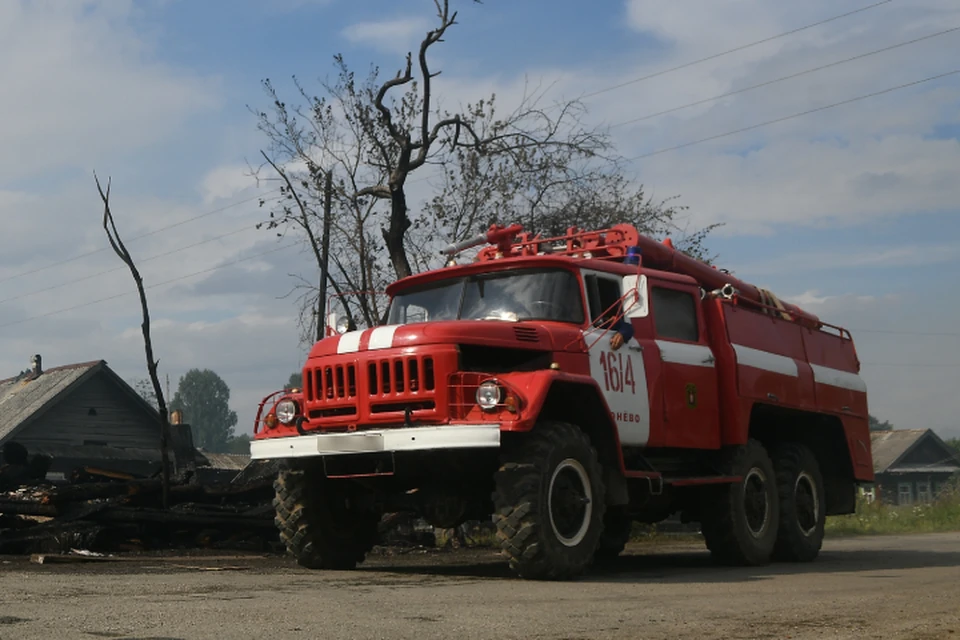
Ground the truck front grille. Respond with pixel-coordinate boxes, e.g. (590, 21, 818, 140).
(303, 347, 455, 427)
(368, 356, 435, 396)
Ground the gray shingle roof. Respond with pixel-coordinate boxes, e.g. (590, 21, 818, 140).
(0, 361, 103, 445)
(869, 429, 960, 474)
(198, 452, 251, 470)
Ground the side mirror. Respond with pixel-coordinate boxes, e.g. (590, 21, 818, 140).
(622, 275, 649, 318)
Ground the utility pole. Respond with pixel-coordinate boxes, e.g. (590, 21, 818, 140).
(317, 170, 333, 343)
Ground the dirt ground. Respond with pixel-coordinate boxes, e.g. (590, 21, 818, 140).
(1, 532, 958, 640)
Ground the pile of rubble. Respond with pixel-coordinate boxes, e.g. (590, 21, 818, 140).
(0, 460, 281, 555)
(1, 441, 494, 557)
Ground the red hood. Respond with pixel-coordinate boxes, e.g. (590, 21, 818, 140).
(307, 320, 586, 359)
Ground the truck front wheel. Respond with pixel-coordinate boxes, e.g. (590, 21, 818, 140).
(771, 443, 825, 562)
(700, 439, 779, 566)
(273, 464, 379, 570)
(493, 421, 606, 580)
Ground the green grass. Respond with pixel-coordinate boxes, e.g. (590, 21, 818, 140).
(825, 479, 960, 536)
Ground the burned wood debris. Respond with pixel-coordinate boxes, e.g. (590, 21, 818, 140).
(0, 453, 282, 556)
(1, 452, 452, 558)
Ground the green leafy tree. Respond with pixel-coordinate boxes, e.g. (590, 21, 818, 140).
(224, 433, 252, 455)
(169, 369, 239, 452)
(869, 414, 894, 432)
(286, 372, 302, 391)
(945, 438, 960, 454)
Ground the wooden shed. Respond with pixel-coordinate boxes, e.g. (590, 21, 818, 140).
(0, 357, 164, 479)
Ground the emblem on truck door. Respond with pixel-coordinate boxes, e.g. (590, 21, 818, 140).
(686, 383, 698, 408)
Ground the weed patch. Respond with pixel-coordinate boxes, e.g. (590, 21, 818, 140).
(826, 477, 960, 536)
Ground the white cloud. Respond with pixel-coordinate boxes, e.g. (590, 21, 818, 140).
(736, 243, 960, 277)
(782, 290, 836, 307)
(0, 2, 220, 181)
(341, 17, 432, 54)
(200, 165, 259, 204)
(780, 291, 897, 309)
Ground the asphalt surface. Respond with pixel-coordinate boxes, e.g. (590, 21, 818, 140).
(1, 532, 959, 640)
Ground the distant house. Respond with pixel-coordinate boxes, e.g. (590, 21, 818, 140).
(0, 356, 165, 479)
(869, 429, 960, 505)
(194, 451, 251, 484)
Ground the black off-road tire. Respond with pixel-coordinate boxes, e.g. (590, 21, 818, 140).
(771, 443, 825, 562)
(594, 507, 632, 566)
(700, 439, 779, 566)
(273, 465, 379, 570)
(492, 421, 606, 580)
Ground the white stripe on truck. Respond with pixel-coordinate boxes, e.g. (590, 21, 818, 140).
(368, 325, 400, 350)
(811, 364, 867, 392)
(732, 344, 799, 377)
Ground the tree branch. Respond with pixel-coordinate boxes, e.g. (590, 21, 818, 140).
(374, 54, 413, 146)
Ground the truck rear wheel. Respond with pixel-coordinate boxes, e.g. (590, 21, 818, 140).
(493, 421, 606, 580)
(273, 465, 378, 570)
(771, 443, 825, 562)
(700, 439, 779, 566)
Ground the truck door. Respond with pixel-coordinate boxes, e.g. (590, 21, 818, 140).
(648, 282, 720, 449)
(582, 271, 651, 447)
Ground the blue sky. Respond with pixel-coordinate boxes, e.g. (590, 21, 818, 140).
(1, 0, 958, 439)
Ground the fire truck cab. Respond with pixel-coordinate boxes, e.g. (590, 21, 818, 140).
(251, 224, 873, 580)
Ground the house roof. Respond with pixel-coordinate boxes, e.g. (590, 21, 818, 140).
(0, 360, 160, 446)
(198, 452, 251, 471)
(870, 428, 960, 474)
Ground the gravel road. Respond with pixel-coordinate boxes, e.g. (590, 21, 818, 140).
(1, 532, 958, 640)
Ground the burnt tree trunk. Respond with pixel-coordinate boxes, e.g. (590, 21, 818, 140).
(95, 175, 172, 508)
(385, 184, 413, 281)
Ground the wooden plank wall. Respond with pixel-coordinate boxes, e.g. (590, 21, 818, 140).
(14, 372, 160, 449)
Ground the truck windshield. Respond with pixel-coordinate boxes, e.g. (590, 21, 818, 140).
(387, 268, 584, 325)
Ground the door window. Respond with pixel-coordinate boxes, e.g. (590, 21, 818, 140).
(651, 286, 699, 342)
(584, 274, 625, 328)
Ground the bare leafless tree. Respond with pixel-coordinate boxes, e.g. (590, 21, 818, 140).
(95, 175, 172, 507)
(251, 0, 715, 342)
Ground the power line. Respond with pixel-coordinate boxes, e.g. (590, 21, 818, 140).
(0, 187, 281, 288)
(391, 3, 899, 188)
(626, 69, 959, 161)
(611, 26, 960, 129)
(579, 0, 895, 101)
(0, 224, 261, 306)
(0, 241, 298, 329)
(861, 362, 960, 368)
(852, 329, 960, 337)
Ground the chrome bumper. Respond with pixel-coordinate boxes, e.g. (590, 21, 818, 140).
(250, 424, 501, 460)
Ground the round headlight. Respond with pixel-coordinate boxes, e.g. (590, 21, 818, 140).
(335, 316, 352, 335)
(276, 399, 298, 425)
(476, 381, 502, 411)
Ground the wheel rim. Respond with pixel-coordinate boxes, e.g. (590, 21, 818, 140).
(794, 471, 820, 536)
(742, 467, 770, 539)
(547, 458, 593, 547)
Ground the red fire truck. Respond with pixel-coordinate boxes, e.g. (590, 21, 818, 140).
(251, 224, 873, 580)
